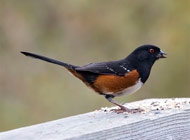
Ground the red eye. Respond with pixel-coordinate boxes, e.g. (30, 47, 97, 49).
(149, 49, 155, 54)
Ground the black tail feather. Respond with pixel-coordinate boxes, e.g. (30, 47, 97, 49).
(21, 51, 77, 70)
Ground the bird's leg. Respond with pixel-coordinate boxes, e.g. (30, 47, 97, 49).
(105, 95, 144, 113)
(105, 95, 131, 113)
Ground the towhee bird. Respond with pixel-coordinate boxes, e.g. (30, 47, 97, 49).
(21, 45, 166, 113)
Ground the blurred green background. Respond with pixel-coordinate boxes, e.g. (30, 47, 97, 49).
(0, 0, 189, 131)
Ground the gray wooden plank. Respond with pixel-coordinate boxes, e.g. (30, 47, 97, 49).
(0, 98, 190, 140)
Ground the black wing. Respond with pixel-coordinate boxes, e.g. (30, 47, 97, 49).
(75, 59, 133, 76)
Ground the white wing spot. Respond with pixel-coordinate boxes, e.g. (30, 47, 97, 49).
(120, 65, 130, 72)
(106, 66, 117, 74)
(120, 65, 127, 70)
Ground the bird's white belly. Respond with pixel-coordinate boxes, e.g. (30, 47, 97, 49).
(116, 78, 143, 96)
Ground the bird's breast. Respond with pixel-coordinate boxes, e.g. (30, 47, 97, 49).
(115, 78, 143, 96)
(93, 69, 142, 95)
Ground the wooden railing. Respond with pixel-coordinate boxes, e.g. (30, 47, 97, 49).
(0, 98, 190, 140)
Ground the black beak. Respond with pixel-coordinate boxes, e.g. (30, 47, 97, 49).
(157, 50, 167, 58)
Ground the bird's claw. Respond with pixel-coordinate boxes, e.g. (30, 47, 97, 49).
(111, 107, 144, 114)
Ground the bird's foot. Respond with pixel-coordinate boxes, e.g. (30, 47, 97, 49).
(111, 106, 144, 114)
(128, 108, 144, 113)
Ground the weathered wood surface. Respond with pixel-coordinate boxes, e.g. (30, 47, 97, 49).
(0, 98, 190, 140)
